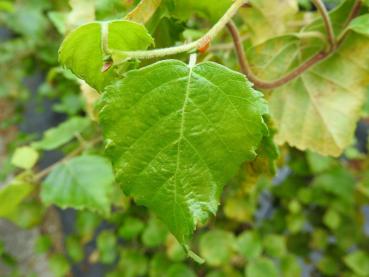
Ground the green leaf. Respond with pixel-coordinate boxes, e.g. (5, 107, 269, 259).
(66, 235, 84, 263)
(280, 255, 302, 277)
(32, 117, 90, 150)
(59, 20, 153, 91)
(199, 229, 236, 266)
(141, 215, 168, 248)
(245, 257, 278, 277)
(0, 181, 34, 217)
(41, 155, 115, 215)
(118, 216, 144, 239)
(116, 249, 148, 277)
(97, 230, 118, 264)
(34, 235, 52, 254)
(11, 146, 39, 169)
(236, 230, 263, 260)
(49, 254, 70, 277)
(166, 263, 196, 277)
(347, 14, 369, 37)
(149, 253, 172, 277)
(323, 208, 341, 230)
(344, 250, 369, 276)
(170, 0, 233, 22)
(263, 234, 287, 257)
(99, 60, 269, 244)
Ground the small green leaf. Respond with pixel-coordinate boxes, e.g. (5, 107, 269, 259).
(99, 60, 269, 244)
(49, 254, 70, 277)
(246, 257, 278, 277)
(280, 255, 302, 277)
(263, 234, 287, 258)
(118, 216, 144, 239)
(11, 146, 39, 169)
(59, 20, 153, 91)
(149, 253, 172, 277)
(344, 250, 369, 276)
(236, 231, 263, 260)
(32, 117, 90, 150)
(97, 230, 117, 264)
(199, 229, 236, 266)
(166, 263, 196, 277)
(34, 235, 52, 254)
(66, 235, 84, 263)
(0, 181, 33, 217)
(323, 208, 341, 230)
(141, 215, 168, 248)
(41, 155, 115, 215)
(116, 249, 148, 277)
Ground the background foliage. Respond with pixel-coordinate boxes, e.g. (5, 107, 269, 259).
(1, 0, 369, 276)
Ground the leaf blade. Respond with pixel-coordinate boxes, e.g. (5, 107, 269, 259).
(99, 60, 269, 243)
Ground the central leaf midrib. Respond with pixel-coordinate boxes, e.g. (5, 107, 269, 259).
(171, 64, 194, 237)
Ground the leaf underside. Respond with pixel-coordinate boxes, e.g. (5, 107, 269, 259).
(99, 60, 268, 243)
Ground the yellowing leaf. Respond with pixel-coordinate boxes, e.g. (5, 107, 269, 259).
(11, 146, 39, 169)
(240, 0, 298, 44)
(246, 1, 369, 156)
(270, 34, 369, 156)
(125, 0, 162, 24)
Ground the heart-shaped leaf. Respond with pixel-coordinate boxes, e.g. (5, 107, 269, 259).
(99, 60, 269, 243)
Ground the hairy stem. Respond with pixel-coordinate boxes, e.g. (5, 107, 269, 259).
(226, 21, 329, 90)
(312, 0, 336, 50)
(112, 0, 247, 63)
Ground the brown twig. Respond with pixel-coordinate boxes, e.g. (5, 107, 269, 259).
(343, 0, 362, 29)
(227, 0, 363, 90)
(312, 0, 336, 50)
(337, 0, 362, 44)
(226, 21, 329, 90)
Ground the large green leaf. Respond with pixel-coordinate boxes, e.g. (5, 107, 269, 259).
(99, 60, 269, 244)
(41, 155, 115, 215)
(59, 20, 153, 91)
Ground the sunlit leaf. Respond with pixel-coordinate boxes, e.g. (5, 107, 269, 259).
(99, 60, 269, 244)
(59, 20, 153, 91)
